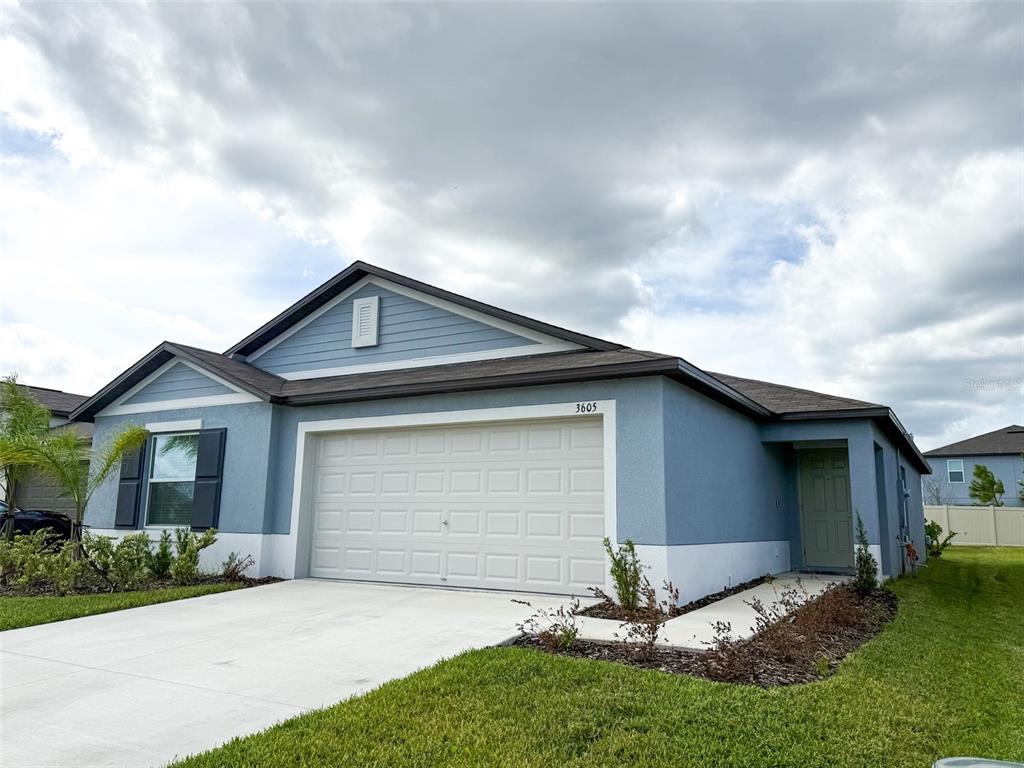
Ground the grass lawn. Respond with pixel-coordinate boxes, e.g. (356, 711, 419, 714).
(174, 547, 1024, 768)
(0, 582, 244, 631)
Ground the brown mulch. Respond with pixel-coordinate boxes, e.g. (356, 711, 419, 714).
(0, 575, 282, 597)
(518, 585, 898, 688)
(577, 574, 772, 623)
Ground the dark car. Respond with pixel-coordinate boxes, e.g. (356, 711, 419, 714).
(0, 501, 72, 540)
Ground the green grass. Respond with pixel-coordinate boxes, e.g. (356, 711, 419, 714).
(173, 547, 1024, 768)
(0, 582, 244, 630)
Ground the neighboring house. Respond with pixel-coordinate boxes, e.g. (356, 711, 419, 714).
(3, 385, 92, 516)
(923, 426, 1024, 507)
(70, 261, 928, 601)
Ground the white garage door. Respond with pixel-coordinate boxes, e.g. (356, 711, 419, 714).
(308, 417, 606, 594)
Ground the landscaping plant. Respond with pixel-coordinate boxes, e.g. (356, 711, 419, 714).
(924, 519, 957, 558)
(853, 513, 878, 595)
(0, 375, 52, 542)
(600, 537, 644, 612)
(968, 463, 1005, 506)
(516, 598, 581, 650)
(171, 528, 218, 584)
(147, 530, 174, 579)
(221, 551, 255, 581)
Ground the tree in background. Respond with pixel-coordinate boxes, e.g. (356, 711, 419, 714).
(0, 376, 53, 541)
(922, 476, 956, 505)
(968, 464, 1004, 506)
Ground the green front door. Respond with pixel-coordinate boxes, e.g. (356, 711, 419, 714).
(798, 449, 854, 569)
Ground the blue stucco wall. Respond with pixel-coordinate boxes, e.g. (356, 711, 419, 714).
(249, 283, 537, 375)
(662, 379, 789, 546)
(924, 454, 1023, 507)
(86, 402, 274, 534)
(123, 362, 231, 405)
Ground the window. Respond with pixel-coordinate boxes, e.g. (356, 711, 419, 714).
(145, 433, 198, 527)
(947, 459, 965, 484)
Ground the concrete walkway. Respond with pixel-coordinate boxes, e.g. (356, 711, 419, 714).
(0, 580, 571, 768)
(576, 572, 848, 649)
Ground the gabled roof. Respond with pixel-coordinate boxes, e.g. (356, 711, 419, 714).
(924, 425, 1024, 458)
(225, 261, 624, 358)
(20, 385, 89, 417)
(68, 261, 930, 473)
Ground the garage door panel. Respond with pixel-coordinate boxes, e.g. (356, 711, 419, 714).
(310, 417, 605, 593)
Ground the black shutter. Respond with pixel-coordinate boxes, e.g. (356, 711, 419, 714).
(114, 442, 148, 529)
(191, 428, 226, 530)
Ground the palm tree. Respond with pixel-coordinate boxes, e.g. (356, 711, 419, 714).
(0, 375, 53, 541)
(0, 418, 148, 547)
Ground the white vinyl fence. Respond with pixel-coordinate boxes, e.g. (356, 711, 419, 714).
(925, 505, 1024, 547)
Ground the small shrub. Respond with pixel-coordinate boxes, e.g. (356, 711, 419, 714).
(147, 530, 174, 579)
(602, 537, 644, 612)
(38, 541, 86, 595)
(853, 514, 878, 596)
(0, 530, 54, 583)
(111, 533, 153, 590)
(221, 551, 254, 581)
(517, 598, 581, 650)
(924, 520, 957, 559)
(616, 578, 678, 659)
(171, 528, 217, 584)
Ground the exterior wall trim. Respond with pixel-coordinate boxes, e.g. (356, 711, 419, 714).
(246, 275, 580, 365)
(284, 399, 618, 580)
(98, 358, 261, 417)
(145, 419, 203, 432)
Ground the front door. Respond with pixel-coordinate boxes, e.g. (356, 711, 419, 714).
(799, 448, 854, 569)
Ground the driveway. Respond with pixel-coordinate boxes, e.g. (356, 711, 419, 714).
(0, 580, 570, 768)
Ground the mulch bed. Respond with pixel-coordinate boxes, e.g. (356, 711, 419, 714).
(577, 574, 771, 623)
(518, 585, 898, 688)
(0, 575, 281, 597)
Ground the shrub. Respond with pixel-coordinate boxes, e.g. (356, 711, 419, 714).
(171, 528, 217, 584)
(147, 530, 174, 579)
(853, 514, 878, 596)
(111, 533, 153, 590)
(517, 598, 581, 650)
(221, 551, 254, 581)
(602, 537, 644, 612)
(924, 520, 957, 559)
(0, 530, 53, 583)
(616, 578, 678, 659)
(38, 541, 86, 595)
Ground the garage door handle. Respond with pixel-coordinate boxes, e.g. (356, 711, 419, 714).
(442, 520, 449, 526)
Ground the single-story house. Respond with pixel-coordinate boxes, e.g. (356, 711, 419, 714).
(4, 385, 92, 516)
(923, 426, 1024, 507)
(71, 261, 929, 601)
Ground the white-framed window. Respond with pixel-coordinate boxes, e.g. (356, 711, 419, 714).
(947, 459, 965, 484)
(145, 432, 199, 527)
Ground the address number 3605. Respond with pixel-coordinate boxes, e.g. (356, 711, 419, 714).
(575, 402, 599, 414)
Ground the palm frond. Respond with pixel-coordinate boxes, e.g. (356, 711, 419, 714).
(86, 424, 149, 503)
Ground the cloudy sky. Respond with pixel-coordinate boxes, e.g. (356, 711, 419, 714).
(0, 2, 1021, 450)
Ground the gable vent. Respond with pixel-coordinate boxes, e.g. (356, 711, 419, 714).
(351, 296, 380, 348)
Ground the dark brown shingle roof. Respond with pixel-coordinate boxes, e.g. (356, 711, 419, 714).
(21, 385, 89, 417)
(924, 425, 1024, 457)
(707, 372, 880, 414)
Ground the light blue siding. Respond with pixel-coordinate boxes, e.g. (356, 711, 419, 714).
(924, 454, 1023, 507)
(123, 362, 232, 405)
(251, 284, 538, 375)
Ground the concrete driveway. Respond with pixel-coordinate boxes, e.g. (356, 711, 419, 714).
(0, 580, 570, 768)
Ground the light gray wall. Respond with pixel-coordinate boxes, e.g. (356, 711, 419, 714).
(869, 422, 927, 576)
(123, 362, 232, 405)
(662, 378, 789, 546)
(250, 283, 537, 375)
(924, 454, 1023, 507)
(86, 402, 274, 533)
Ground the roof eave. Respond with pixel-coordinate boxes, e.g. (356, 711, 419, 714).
(776, 407, 931, 474)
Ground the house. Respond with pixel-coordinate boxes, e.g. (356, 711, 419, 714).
(923, 426, 1024, 507)
(70, 262, 929, 602)
(3, 385, 92, 516)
